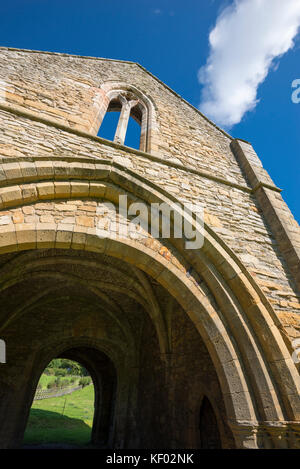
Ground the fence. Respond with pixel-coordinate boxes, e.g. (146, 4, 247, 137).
(34, 384, 83, 400)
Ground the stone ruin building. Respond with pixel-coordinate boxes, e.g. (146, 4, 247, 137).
(0, 47, 299, 449)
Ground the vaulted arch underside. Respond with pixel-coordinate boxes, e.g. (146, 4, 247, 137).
(0, 162, 299, 449)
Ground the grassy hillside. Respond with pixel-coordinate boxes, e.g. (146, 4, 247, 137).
(38, 373, 81, 390)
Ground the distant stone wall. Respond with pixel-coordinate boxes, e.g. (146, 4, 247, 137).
(34, 384, 83, 400)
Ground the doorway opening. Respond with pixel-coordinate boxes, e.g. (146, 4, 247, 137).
(199, 396, 222, 449)
(23, 358, 94, 448)
(23, 347, 116, 448)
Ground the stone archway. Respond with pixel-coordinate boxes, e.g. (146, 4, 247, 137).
(0, 165, 299, 449)
(0, 246, 233, 449)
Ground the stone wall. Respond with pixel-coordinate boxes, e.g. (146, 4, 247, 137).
(0, 98, 298, 340)
(0, 47, 247, 182)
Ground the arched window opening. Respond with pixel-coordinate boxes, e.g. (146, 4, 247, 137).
(97, 92, 145, 151)
(199, 396, 222, 449)
(125, 115, 142, 150)
(23, 358, 95, 448)
(97, 111, 121, 141)
(97, 97, 122, 141)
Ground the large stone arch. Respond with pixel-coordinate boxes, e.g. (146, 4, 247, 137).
(0, 162, 299, 448)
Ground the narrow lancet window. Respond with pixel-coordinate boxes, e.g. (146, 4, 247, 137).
(97, 92, 146, 151)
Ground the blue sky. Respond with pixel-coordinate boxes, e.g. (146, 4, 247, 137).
(1, 0, 299, 221)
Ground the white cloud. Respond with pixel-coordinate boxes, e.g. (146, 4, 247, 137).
(198, 0, 300, 128)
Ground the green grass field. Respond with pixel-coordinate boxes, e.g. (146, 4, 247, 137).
(23, 384, 95, 446)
